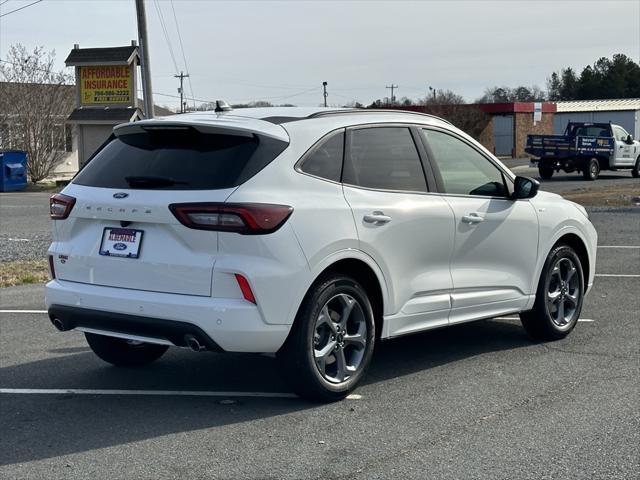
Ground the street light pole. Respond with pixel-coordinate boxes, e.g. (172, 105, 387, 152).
(135, 0, 154, 118)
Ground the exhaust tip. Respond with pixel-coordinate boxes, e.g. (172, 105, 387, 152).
(52, 318, 66, 331)
(184, 334, 205, 352)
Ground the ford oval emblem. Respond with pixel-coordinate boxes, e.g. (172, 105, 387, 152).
(113, 192, 129, 199)
(113, 243, 127, 251)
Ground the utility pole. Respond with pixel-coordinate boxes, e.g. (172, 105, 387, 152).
(386, 84, 398, 105)
(322, 81, 328, 107)
(135, 0, 154, 118)
(175, 71, 190, 113)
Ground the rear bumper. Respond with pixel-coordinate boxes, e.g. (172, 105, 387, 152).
(45, 279, 291, 353)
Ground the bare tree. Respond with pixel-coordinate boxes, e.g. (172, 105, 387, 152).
(0, 44, 74, 183)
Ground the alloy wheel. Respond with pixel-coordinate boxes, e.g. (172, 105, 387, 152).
(546, 257, 580, 327)
(313, 293, 367, 383)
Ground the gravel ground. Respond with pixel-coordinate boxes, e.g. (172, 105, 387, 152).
(0, 233, 51, 262)
(0, 192, 51, 263)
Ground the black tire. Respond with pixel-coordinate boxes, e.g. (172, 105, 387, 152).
(583, 157, 599, 180)
(85, 332, 168, 367)
(632, 156, 640, 178)
(520, 244, 584, 341)
(277, 274, 376, 402)
(538, 164, 554, 180)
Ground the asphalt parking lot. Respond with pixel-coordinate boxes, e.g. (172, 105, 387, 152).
(1, 181, 639, 479)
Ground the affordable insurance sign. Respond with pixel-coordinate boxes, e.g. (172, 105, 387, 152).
(79, 66, 133, 105)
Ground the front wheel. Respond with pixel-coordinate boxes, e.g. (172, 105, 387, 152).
(85, 332, 169, 367)
(277, 274, 376, 402)
(520, 245, 584, 341)
(583, 157, 600, 180)
(632, 156, 640, 178)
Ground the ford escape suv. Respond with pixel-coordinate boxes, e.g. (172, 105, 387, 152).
(46, 107, 597, 401)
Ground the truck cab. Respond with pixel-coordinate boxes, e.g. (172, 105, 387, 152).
(525, 122, 640, 180)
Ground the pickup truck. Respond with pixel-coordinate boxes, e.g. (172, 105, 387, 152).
(525, 122, 640, 180)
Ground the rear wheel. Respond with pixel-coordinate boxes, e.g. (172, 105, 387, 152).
(538, 164, 554, 179)
(278, 274, 375, 402)
(520, 245, 584, 341)
(85, 332, 168, 367)
(583, 157, 600, 180)
(632, 156, 640, 178)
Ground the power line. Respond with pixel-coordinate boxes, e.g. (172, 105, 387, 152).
(152, 0, 179, 74)
(155, 84, 321, 106)
(0, 0, 43, 18)
(170, 0, 195, 109)
(0, 1, 11, 7)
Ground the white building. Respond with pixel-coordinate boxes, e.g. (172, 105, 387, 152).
(554, 98, 640, 139)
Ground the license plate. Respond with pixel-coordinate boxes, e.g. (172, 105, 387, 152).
(99, 227, 144, 259)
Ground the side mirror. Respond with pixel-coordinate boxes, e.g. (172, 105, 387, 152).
(626, 134, 634, 144)
(512, 176, 539, 200)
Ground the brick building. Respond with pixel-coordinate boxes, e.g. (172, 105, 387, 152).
(477, 102, 556, 157)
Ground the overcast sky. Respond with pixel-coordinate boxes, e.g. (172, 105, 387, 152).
(1, 0, 639, 110)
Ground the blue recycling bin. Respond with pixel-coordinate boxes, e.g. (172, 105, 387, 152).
(0, 150, 28, 192)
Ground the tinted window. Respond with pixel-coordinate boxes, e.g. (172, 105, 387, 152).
(571, 126, 611, 137)
(422, 129, 508, 197)
(343, 127, 426, 192)
(299, 131, 344, 182)
(73, 127, 288, 190)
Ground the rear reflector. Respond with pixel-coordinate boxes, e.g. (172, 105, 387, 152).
(235, 274, 256, 304)
(48, 255, 56, 279)
(169, 203, 293, 234)
(50, 193, 76, 220)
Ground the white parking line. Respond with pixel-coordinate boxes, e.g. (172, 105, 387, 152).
(595, 274, 640, 278)
(598, 246, 640, 249)
(0, 310, 47, 314)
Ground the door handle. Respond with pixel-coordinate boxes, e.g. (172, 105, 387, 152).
(462, 212, 484, 224)
(363, 211, 392, 225)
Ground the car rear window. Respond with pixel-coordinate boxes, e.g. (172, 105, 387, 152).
(73, 127, 288, 190)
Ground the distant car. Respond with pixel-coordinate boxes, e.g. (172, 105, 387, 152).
(526, 122, 640, 180)
(46, 107, 598, 401)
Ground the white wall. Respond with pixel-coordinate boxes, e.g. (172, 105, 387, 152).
(553, 110, 638, 139)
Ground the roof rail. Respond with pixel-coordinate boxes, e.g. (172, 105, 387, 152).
(306, 108, 453, 125)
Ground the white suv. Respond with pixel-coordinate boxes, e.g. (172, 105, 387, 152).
(46, 107, 597, 401)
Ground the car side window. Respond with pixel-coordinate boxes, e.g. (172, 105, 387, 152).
(299, 130, 344, 182)
(343, 127, 427, 192)
(613, 126, 629, 141)
(421, 129, 508, 197)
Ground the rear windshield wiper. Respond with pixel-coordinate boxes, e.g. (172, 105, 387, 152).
(124, 176, 189, 188)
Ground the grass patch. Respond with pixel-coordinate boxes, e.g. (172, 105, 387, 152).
(561, 184, 640, 207)
(24, 182, 61, 193)
(0, 260, 49, 287)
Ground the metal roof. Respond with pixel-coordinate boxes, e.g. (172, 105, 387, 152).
(555, 98, 640, 112)
(67, 107, 142, 124)
(65, 46, 138, 66)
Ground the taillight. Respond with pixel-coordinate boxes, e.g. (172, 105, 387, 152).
(50, 193, 76, 220)
(169, 203, 293, 234)
(235, 274, 256, 304)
